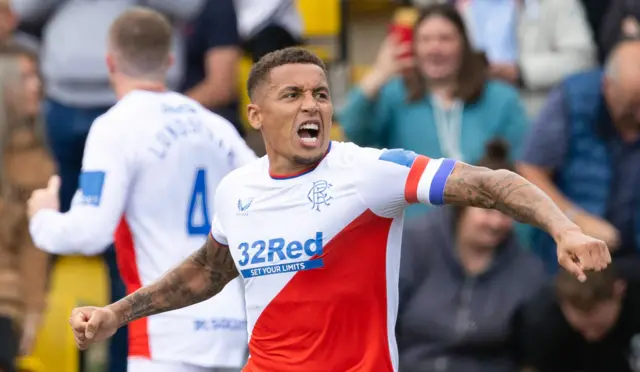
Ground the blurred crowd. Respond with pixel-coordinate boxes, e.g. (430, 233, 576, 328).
(1, 0, 640, 371)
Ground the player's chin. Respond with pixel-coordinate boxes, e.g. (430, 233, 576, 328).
(291, 136, 327, 165)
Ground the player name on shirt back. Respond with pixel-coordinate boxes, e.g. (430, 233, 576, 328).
(148, 109, 215, 159)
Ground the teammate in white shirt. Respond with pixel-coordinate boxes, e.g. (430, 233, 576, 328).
(64, 47, 611, 372)
(27, 9, 253, 372)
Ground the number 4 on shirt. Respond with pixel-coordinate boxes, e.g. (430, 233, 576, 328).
(187, 168, 211, 236)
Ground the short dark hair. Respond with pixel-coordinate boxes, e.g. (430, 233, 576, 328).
(555, 264, 620, 312)
(109, 7, 172, 78)
(247, 47, 327, 100)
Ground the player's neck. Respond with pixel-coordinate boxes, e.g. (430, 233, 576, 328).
(267, 153, 320, 177)
(265, 146, 327, 178)
(114, 78, 167, 100)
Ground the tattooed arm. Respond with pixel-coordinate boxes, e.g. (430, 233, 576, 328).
(442, 162, 610, 279)
(107, 236, 237, 327)
(373, 150, 608, 279)
(443, 162, 579, 240)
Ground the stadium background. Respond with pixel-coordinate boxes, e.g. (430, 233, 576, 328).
(5, 0, 638, 371)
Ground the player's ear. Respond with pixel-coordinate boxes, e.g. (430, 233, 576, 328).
(247, 103, 262, 131)
(106, 53, 116, 75)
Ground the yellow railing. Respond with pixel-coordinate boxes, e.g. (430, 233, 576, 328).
(17, 356, 44, 372)
(297, 0, 341, 37)
(26, 256, 109, 372)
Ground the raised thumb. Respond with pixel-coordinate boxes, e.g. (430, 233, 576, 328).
(47, 175, 61, 193)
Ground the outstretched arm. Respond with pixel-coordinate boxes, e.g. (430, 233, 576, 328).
(443, 162, 576, 239)
(354, 148, 608, 280)
(442, 162, 610, 279)
(29, 117, 132, 256)
(107, 236, 238, 327)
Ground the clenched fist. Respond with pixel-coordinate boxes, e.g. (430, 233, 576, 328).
(556, 229, 611, 282)
(69, 306, 119, 350)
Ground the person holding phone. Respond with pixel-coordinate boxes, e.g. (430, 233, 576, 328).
(338, 3, 528, 219)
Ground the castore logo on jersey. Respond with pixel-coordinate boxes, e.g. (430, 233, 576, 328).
(237, 232, 325, 278)
(237, 198, 253, 212)
(308, 180, 332, 212)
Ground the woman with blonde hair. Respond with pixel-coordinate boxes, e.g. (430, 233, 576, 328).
(0, 45, 53, 372)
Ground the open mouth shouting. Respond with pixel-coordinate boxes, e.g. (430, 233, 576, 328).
(296, 119, 322, 148)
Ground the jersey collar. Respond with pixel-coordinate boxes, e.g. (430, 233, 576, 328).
(269, 142, 332, 180)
